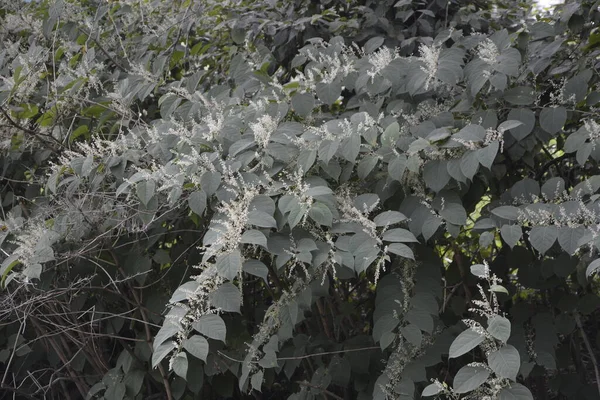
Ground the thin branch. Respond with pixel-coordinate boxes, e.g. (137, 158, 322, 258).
(535, 151, 571, 181)
(109, 249, 173, 400)
(0, 106, 63, 148)
(575, 313, 600, 396)
(77, 27, 128, 71)
(218, 346, 380, 364)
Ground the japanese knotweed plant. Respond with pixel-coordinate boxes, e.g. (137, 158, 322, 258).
(2, 0, 600, 399)
(422, 262, 534, 400)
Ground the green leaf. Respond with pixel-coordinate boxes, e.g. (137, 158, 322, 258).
(395, 378, 415, 400)
(216, 250, 243, 281)
(81, 155, 94, 177)
(183, 335, 209, 362)
(364, 36, 384, 53)
(209, 283, 241, 313)
(477, 141, 499, 169)
(383, 228, 418, 243)
(500, 225, 522, 248)
(470, 263, 487, 277)
(316, 81, 342, 105)
(498, 120, 524, 131)
(340, 132, 360, 163)
(412, 292, 439, 315)
(488, 345, 520, 381)
(423, 160, 450, 192)
(405, 309, 433, 333)
(123, 370, 145, 395)
(373, 314, 399, 343)
(540, 106, 567, 134)
(172, 352, 188, 380)
(243, 259, 269, 281)
(247, 210, 277, 228)
(541, 177, 565, 201)
(449, 328, 485, 358)
(291, 93, 314, 117)
(23, 264, 42, 280)
(557, 227, 584, 255)
(152, 342, 175, 368)
(240, 229, 267, 247)
(380, 331, 395, 350)
(251, 370, 264, 392)
(453, 365, 490, 394)
(382, 122, 400, 148)
(504, 86, 535, 105)
(136, 180, 155, 207)
(153, 320, 180, 351)
(259, 350, 278, 368)
(487, 315, 511, 343)
(507, 108, 535, 140)
(86, 382, 106, 400)
(529, 226, 558, 254)
(422, 383, 442, 397)
(439, 202, 467, 226)
(460, 151, 480, 180)
(586, 258, 600, 278)
(498, 383, 534, 400)
(70, 125, 89, 143)
(387, 243, 414, 259)
(492, 206, 519, 220)
(309, 202, 333, 226)
(169, 281, 200, 303)
(297, 150, 317, 174)
(374, 211, 407, 226)
(188, 190, 207, 216)
(490, 284, 509, 294)
(104, 382, 126, 400)
(400, 324, 422, 347)
(495, 48, 521, 76)
(564, 70, 592, 103)
(564, 128, 588, 153)
(388, 155, 406, 181)
(193, 315, 226, 342)
(287, 200, 307, 229)
(357, 155, 379, 179)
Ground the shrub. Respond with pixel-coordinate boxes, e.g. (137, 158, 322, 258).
(0, 0, 599, 399)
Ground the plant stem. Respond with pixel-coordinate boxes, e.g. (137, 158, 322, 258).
(575, 313, 600, 396)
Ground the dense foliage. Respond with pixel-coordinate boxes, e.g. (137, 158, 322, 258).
(1, 0, 600, 399)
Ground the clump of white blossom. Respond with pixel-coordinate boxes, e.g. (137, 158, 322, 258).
(477, 38, 500, 65)
(418, 44, 441, 90)
(367, 47, 398, 79)
(250, 114, 278, 149)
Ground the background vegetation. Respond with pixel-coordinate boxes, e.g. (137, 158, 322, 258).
(0, 0, 599, 399)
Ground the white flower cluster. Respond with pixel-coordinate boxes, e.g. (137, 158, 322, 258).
(584, 119, 600, 149)
(204, 183, 260, 259)
(367, 47, 398, 79)
(517, 198, 599, 235)
(249, 114, 278, 149)
(418, 44, 441, 90)
(197, 94, 226, 142)
(477, 39, 500, 65)
(280, 169, 315, 225)
(484, 127, 505, 153)
(300, 43, 356, 85)
(336, 188, 379, 240)
(549, 77, 576, 106)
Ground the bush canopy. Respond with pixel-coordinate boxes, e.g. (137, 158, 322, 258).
(0, 0, 599, 399)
